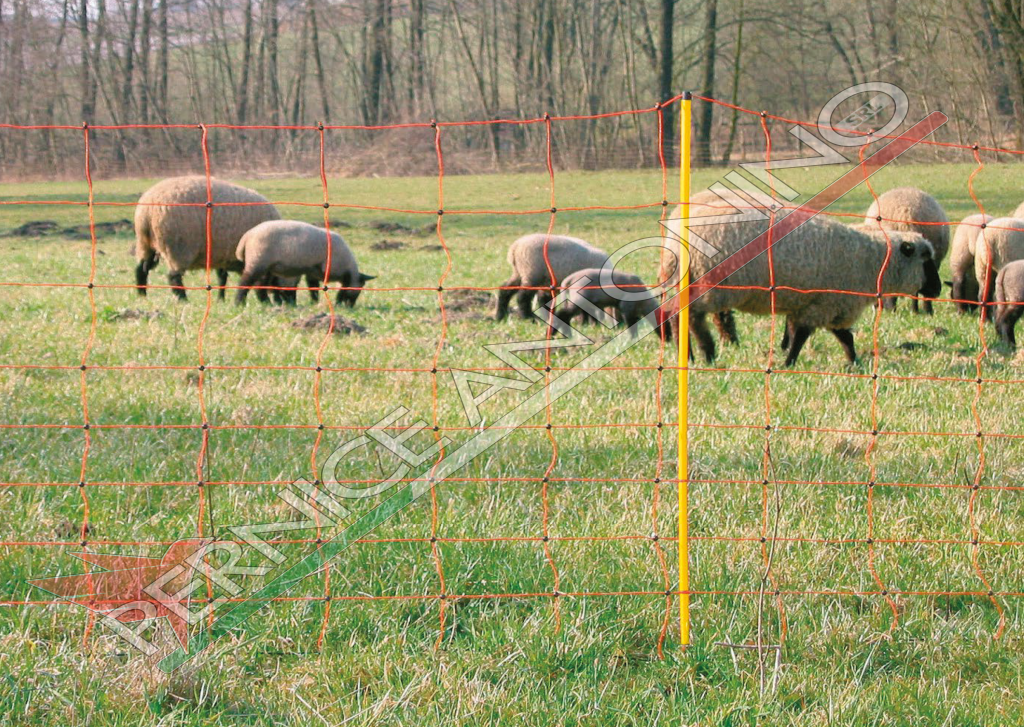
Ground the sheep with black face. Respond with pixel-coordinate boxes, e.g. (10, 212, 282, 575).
(235, 220, 374, 307)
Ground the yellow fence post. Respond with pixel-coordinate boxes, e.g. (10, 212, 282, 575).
(678, 91, 692, 647)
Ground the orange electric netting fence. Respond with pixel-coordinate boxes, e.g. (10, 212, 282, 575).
(1, 92, 1023, 665)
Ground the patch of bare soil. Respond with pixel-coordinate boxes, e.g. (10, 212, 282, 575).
(105, 308, 163, 322)
(3, 218, 133, 239)
(370, 239, 406, 251)
(369, 220, 434, 236)
(291, 313, 367, 335)
(4, 218, 134, 237)
(444, 289, 494, 312)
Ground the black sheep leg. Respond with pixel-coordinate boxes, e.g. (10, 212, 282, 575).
(690, 312, 716, 363)
(235, 269, 262, 305)
(712, 310, 739, 345)
(783, 324, 814, 367)
(169, 271, 187, 301)
(780, 318, 794, 351)
(997, 306, 1021, 348)
(516, 290, 535, 320)
(495, 275, 520, 321)
(830, 328, 858, 363)
(135, 251, 158, 296)
(307, 274, 320, 303)
(216, 268, 228, 300)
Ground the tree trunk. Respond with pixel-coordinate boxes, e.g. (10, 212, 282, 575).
(695, 0, 717, 165)
(139, 0, 153, 125)
(307, 0, 330, 121)
(721, 0, 745, 165)
(79, 0, 92, 122)
(409, 0, 425, 116)
(658, 0, 675, 165)
(266, 0, 281, 126)
(157, 0, 168, 121)
(236, 0, 254, 124)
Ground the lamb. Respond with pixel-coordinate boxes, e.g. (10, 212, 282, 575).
(234, 220, 374, 307)
(973, 217, 1024, 313)
(688, 212, 941, 366)
(134, 176, 280, 300)
(948, 213, 993, 313)
(863, 187, 949, 314)
(495, 233, 609, 320)
(553, 268, 658, 336)
(995, 260, 1024, 348)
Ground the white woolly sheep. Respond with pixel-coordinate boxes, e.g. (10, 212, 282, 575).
(134, 176, 281, 300)
(688, 212, 941, 366)
(554, 268, 658, 336)
(235, 220, 374, 307)
(659, 190, 741, 346)
(995, 260, 1024, 348)
(863, 187, 949, 314)
(495, 233, 609, 320)
(973, 217, 1024, 311)
(948, 213, 993, 314)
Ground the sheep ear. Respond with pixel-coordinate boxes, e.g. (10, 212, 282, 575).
(944, 280, 953, 288)
(359, 273, 376, 282)
(899, 241, 916, 258)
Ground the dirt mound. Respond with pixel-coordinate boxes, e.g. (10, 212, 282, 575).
(291, 313, 367, 335)
(369, 220, 434, 236)
(4, 218, 133, 239)
(101, 307, 162, 322)
(444, 289, 494, 312)
(371, 239, 406, 251)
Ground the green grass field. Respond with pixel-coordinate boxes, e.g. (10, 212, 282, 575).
(2, 161, 1024, 725)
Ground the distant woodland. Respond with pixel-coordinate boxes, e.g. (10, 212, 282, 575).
(2, 0, 1024, 177)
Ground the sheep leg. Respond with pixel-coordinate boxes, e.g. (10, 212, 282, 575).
(216, 268, 229, 300)
(783, 325, 814, 367)
(307, 274, 320, 303)
(690, 312, 716, 363)
(168, 271, 187, 301)
(257, 273, 277, 305)
(910, 296, 920, 314)
(235, 269, 262, 306)
(997, 306, 1021, 348)
(516, 290, 535, 320)
(921, 297, 934, 315)
(713, 310, 739, 345)
(830, 328, 858, 363)
(495, 275, 521, 321)
(134, 250, 158, 297)
(534, 289, 556, 320)
(779, 318, 793, 351)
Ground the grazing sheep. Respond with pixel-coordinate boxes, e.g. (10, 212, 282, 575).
(659, 190, 740, 346)
(495, 233, 608, 321)
(553, 268, 658, 335)
(995, 260, 1024, 348)
(235, 220, 374, 307)
(134, 176, 280, 300)
(973, 217, 1024, 313)
(863, 187, 949, 314)
(688, 212, 941, 366)
(948, 213, 993, 314)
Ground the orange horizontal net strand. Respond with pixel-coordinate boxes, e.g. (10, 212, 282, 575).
(1, 96, 1021, 652)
